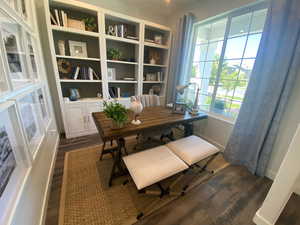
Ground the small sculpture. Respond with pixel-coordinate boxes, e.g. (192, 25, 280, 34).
(130, 97, 143, 125)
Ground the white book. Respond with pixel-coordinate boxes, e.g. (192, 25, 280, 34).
(54, 9, 60, 26)
(117, 87, 121, 98)
(93, 71, 100, 80)
(61, 10, 65, 27)
(73, 66, 80, 79)
(50, 12, 58, 25)
(88, 67, 93, 80)
(64, 12, 68, 27)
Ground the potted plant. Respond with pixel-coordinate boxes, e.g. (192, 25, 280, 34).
(107, 48, 122, 60)
(103, 101, 128, 129)
(83, 17, 97, 32)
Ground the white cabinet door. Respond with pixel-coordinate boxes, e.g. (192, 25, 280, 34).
(86, 102, 103, 132)
(64, 104, 86, 137)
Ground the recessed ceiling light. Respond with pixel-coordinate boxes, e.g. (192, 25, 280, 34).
(165, 0, 171, 4)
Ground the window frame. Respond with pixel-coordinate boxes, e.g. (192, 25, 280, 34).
(186, 1, 269, 123)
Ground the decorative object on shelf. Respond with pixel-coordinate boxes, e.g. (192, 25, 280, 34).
(172, 102, 186, 114)
(83, 17, 97, 32)
(107, 48, 122, 60)
(146, 73, 157, 81)
(130, 97, 143, 125)
(69, 88, 80, 101)
(107, 25, 115, 36)
(175, 83, 200, 115)
(58, 40, 65, 55)
(97, 93, 102, 98)
(103, 101, 128, 129)
(107, 68, 116, 81)
(149, 58, 156, 65)
(154, 34, 163, 44)
(149, 49, 160, 64)
(63, 97, 70, 102)
(69, 41, 88, 58)
(57, 59, 71, 75)
(68, 18, 85, 30)
(152, 85, 161, 95)
(149, 88, 154, 95)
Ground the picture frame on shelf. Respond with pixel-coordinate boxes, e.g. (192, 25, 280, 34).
(172, 102, 186, 114)
(69, 41, 88, 58)
(0, 101, 30, 223)
(107, 68, 116, 81)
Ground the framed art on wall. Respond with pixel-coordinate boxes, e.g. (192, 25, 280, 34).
(25, 33, 39, 81)
(36, 86, 50, 130)
(0, 11, 32, 90)
(0, 54, 10, 98)
(15, 91, 44, 158)
(0, 101, 30, 224)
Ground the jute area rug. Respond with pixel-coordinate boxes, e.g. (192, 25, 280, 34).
(59, 137, 229, 225)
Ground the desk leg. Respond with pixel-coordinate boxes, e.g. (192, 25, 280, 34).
(108, 137, 126, 187)
(184, 123, 193, 137)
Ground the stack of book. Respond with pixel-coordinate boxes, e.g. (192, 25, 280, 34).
(71, 66, 100, 80)
(50, 9, 68, 27)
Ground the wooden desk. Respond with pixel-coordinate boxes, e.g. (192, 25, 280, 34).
(92, 106, 207, 186)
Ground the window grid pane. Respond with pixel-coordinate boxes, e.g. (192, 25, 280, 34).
(189, 6, 267, 119)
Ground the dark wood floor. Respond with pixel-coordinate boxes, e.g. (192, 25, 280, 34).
(45, 134, 300, 225)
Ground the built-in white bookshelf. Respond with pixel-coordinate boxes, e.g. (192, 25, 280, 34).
(44, 0, 172, 138)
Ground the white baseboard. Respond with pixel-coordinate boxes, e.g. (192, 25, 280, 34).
(38, 132, 60, 225)
(253, 210, 273, 225)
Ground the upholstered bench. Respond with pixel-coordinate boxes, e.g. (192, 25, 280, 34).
(123, 145, 188, 190)
(122, 135, 220, 219)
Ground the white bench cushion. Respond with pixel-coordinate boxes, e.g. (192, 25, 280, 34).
(123, 145, 188, 190)
(166, 135, 219, 166)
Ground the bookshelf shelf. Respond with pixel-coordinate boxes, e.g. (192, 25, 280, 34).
(51, 25, 99, 37)
(109, 80, 138, 83)
(144, 63, 167, 67)
(56, 55, 100, 61)
(106, 60, 138, 65)
(60, 79, 102, 83)
(105, 35, 139, 45)
(144, 42, 169, 49)
(143, 81, 164, 84)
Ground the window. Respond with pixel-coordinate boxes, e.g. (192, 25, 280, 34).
(187, 4, 268, 120)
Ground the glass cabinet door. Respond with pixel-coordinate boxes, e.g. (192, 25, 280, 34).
(0, 11, 32, 90)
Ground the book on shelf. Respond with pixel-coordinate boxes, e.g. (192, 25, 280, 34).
(51, 9, 68, 27)
(50, 12, 58, 25)
(73, 66, 80, 79)
(54, 9, 60, 26)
